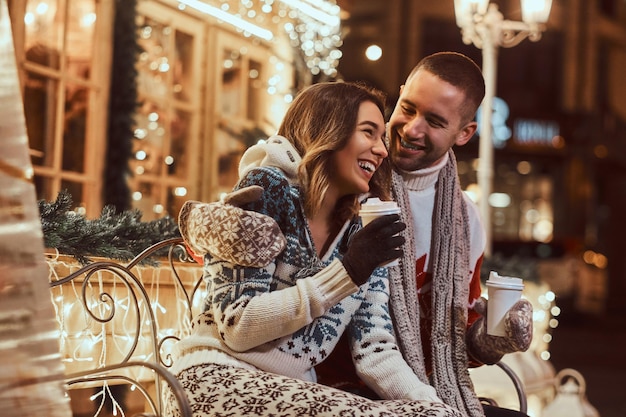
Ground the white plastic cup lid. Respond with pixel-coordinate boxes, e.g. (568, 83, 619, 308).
(486, 271, 524, 290)
(359, 198, 399, 213)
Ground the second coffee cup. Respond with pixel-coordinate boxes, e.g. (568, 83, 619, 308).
(486, 271, 525, 337)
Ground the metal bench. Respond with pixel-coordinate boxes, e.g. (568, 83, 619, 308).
(46, 237, 199, 417)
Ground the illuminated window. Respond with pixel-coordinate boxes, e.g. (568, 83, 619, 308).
(11, 0, 111, 216)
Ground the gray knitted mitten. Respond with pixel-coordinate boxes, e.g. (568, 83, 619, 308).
(466, 297, 533, 365)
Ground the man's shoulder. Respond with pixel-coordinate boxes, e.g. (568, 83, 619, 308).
(461, 192, 480, 219)
(461, 192, 487, 249)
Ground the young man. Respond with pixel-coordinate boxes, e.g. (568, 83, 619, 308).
(316, 52, 533, 417)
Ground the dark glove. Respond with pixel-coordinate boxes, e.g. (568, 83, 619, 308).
(341, 214, 406, 285)
(467, 297, 533, 365)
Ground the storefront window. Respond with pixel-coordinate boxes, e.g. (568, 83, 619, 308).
(131, 4, 203, 220)
(11, 0, 319, 219)
(11, 0, 111, 216)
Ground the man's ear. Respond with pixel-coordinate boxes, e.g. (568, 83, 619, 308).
(455, 121, 477, 146)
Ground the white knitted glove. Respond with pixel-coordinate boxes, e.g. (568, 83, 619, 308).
(178, 185, 286, 267)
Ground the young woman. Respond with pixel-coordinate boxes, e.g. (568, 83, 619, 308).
(166, 82, 460, 417)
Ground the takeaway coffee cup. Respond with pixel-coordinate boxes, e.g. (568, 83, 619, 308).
(486, 271, 525, 337)
(359, 198, 401, 267)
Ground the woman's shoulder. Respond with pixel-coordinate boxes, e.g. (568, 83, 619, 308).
(238, 166, 291, 189)
(236, 167, 302, 222)
(237, 166, 298, 202)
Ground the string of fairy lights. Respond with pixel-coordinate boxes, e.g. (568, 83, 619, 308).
(131, 0, 343, 217)
(177, 0, 343, 77)
(48, 257, 204, 415)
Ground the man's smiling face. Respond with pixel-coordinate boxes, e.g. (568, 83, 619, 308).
(387, 69, 475, 172)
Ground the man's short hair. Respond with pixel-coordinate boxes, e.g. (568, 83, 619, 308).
(408, 52, 485, 123)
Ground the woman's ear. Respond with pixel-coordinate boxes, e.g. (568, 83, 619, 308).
(455, 121, 478, 147)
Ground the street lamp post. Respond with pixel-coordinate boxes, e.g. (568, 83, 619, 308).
(453, 0, 552, 256)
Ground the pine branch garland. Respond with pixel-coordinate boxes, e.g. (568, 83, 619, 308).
(39, 190, 181, 264)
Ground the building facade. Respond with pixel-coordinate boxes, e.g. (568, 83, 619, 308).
(8, 0, 342, 218)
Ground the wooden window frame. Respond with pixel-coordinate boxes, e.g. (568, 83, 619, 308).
(9, 0, 114, 218)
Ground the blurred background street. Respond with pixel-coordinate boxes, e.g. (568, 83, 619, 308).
(548, 310, 626, 417)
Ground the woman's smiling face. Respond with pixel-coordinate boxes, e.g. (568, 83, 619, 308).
(329, 100, 388, 197)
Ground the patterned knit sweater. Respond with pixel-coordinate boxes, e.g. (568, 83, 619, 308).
(171, 136, 410, 386)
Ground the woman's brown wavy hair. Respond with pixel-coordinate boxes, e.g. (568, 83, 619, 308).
(277, 81, 391, 223)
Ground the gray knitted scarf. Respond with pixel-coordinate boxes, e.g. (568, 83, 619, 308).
(389, 149, 485, 417)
